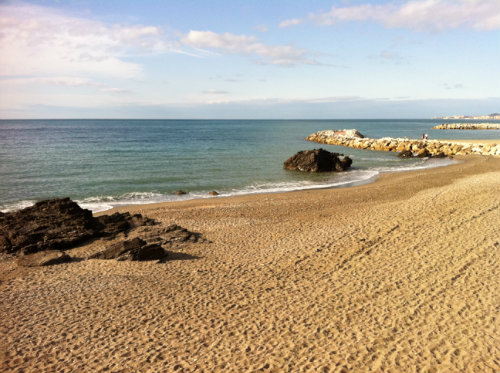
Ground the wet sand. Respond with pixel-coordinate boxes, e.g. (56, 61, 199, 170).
(1, 156, 499, 373)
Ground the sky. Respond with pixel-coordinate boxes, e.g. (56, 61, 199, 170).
(0, 0, 499, 119)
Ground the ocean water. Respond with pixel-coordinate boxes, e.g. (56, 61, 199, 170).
(1, 119, 498, 212)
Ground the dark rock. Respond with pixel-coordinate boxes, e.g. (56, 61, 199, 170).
(175, 190, 187, 195)
(431, 152, 447, 158)
(90, 237, 167, 261)
(283, 148, 352, 172)
(416, 149, 431, 158)
(398, 150, 414, 158)
(95, 212, 155, 237)
(16, 250, 72, 267)
(0, 198, 156, 255)
(138, 224, 205, 246)
(0, 198, 96, 254)
(208, 191, 219, 196)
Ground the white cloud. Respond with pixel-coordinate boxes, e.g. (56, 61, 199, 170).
(0, 4, 179, 79)
(203, 89, 229, 95)
(280, 0, 500, 32)
(182, 30, 317, 66)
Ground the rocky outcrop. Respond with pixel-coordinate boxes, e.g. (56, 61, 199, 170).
(0, 198, 155, 255)
(398, 150, 414, 159)
(283, 149, 352, 172)
(0, 198, 97, 255)
(139, 224, 206, 245)
(306, 130, 500, 157)
(16, 250, 72, 267)
(89, 238, 166, 261)
(314, 129, 365, 138)
(95, 212, 155, 237)
(432, 123, 500, 130)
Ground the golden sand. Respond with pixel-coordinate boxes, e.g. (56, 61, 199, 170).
(1, 156, 499, 373)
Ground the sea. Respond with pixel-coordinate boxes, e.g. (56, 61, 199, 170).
(1, 119, 499, 213)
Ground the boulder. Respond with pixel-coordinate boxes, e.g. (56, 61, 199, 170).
(175, 190, 187, 195)
(0, 198, 97, 254)
(416, 149, 431, 158)
(0, 198, 156, 255)
(283, 149, 352, 172)
(95, 212, 155, 237)
(16, 250, 72, 267)
(398, 150, 414, 159)
(90, 237, 167, 261)
(208, 191, 219, 196)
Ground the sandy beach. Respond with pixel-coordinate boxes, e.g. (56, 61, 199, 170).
(1, 156, 499, 373)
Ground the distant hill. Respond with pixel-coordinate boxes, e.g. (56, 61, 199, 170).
(434, 113, 500, 120)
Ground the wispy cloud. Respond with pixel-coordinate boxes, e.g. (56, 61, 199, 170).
(202, 89, 229, 95)
(182, 30, 318, 66)
(280, 0, 500, 32)
(0, 3, 180, 79)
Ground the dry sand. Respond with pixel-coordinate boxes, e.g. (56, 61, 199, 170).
(1, 156, 499, 373)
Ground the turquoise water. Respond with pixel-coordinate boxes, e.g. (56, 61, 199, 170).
(1, 119, 498, 212)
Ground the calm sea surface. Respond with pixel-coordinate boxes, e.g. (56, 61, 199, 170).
(1, 119, 498, 212)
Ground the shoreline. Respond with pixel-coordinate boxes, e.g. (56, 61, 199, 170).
(100, 155, 490, 217)
(93, 156, 456, 215)
(2, 155, 499, 372)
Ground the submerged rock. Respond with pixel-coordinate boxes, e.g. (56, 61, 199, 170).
(283, 148, 352, 172)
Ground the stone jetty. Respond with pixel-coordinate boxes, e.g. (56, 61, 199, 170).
(432, 123, 500, 130)
(306, 129, 500, 157)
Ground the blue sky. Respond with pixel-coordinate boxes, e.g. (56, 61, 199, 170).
(0, 0, 498, 118)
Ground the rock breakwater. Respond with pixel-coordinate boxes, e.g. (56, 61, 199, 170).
(432, 123, 500, 130)
(306, 130, 500, 157)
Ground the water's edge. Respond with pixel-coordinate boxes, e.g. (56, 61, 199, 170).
(1, 157, 456, 213)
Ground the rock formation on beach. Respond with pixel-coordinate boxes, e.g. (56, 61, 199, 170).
(432, 123, 500, 130)
(89, 238, 167, 261)
(0, 198, 208, 265)
(306, 130, 500, 157)
(16, 250, 72, 267)
(0, 198, 155, 255)
(284, 148, 352, 172)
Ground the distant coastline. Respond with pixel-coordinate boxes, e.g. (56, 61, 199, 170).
(433, 113, 500, 120)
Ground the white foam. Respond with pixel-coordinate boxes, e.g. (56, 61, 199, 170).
(1, 157, 458, 213)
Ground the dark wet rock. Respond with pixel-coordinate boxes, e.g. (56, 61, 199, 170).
(16, 250, 72, 267)
(208, 191, 219, 196)
(0, 198, 97, 255)
(175, 190, 187, 195)
(95, 212, 155, 237)
(90, 237, 167, 261)
(0, 198, 156, 255)
(283, 148, 352, 172)
(398, 150, 414, 158)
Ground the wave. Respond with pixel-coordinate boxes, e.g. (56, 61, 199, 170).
(1, 157, 457, 213)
